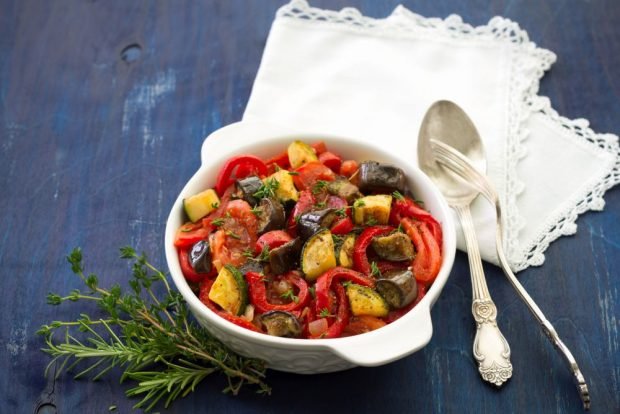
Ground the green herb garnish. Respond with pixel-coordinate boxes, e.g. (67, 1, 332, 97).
(312, 180, 329, 194)
(370, 261, 382, 278)
(280, 289, 299, 303)
(38, 247, 270, 411)
(392, 191, 405, 201)
(318, 308, 334, 318)
(211, 218, 225, 227)
(253, 178, 279, 199)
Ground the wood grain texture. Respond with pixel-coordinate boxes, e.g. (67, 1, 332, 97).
(0, 0, 617, 412)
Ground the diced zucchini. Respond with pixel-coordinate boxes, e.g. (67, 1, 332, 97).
(345, 284, 389, 317)
(208, 265, 248, 316)
(301, 229, 337, 281)
(337, 233, 356, 268)
(183, 188, 220, 222)
(288, 140, 318, 169)
(267, 169, 299, 204)
(352, 194, 393, 225)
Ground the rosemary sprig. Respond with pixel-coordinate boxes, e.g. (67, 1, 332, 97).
(38, 247, 270, 411)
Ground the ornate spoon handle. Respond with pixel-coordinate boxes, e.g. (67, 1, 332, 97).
(454, 204, 513, 386)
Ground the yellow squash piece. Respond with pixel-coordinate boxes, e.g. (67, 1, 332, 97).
(301, 229, 337, 281)
(345, 284, 389, 317)
(267, 169, 299, 203)
(288, 140, 318, 169)
(208, 265, 248, 316)
(352, 194, 392, 225)
(183, 188, 220, 222)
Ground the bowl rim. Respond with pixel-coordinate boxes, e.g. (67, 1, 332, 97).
(165, 130, 456, 354)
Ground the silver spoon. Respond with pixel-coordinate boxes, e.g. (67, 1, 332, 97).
(429, 137, 591, 410)
(418, 100, 512, 386)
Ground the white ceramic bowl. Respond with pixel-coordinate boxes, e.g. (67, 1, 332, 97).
(165, 127, 456, 374)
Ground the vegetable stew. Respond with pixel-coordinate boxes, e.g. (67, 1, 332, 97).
(175, 140, 443, 339)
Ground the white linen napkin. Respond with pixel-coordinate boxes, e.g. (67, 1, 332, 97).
(241, 0, 620, 272)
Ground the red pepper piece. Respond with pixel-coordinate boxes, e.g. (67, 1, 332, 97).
(390, 197, 442, 247)
(286, 190, 315, 236)
(214, 155, 268, 196)
(402, 218, 442, 286)
(254, 230, 293, 254)
(314, 267, 374, 315)
(246, 271, 310, 313)
(265, 150, 290, 172)
(352, 226, 394, 275)
(178, 248, 205, 283)
(318, 151, 342, 173)
(330, 216, 354, 235)
(320, 283, 349, 339)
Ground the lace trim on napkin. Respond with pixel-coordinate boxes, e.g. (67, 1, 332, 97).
(276, 0, 619, 272)
(513, 97, 620, 271)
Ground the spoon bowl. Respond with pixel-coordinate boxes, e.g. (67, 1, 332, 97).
(418, 101, 486, 203)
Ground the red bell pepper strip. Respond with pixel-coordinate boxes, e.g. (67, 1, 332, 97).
(314, 267, 374, 315)
(390, 197, 442, 247)
(254, 230, 293, 254)
(265, 150, 290, 172)
(330, 216, 354, 235)
(352, 226, 394, 275)
(178, 248, 213, 283)
(402, 218, 442, 286)
(246, 271, 310, 313)
(318, 151, 342, 173)
(214, 155, 268, 196)
(320, 283, 349, 339)
(198, 279, 261, 332)
(286, 190, 315, 236)
(174, 221, 209, 248)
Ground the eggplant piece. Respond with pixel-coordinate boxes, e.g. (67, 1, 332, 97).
(327, 179, 362, 203)
(297, 208, 338, 241)
(375, 269, 418, 309)
(189, 240, 212, 274)
(256, 197, 286, 234)
(357, 161, 406, 193)
(234, 175, 263, 206)
(259, 310, 302, 338)
(371, 232, 414, 261)
(238, 259, 265, 275)
(269, 237, 302, 275)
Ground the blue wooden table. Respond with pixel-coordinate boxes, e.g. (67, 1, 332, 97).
(1, 1, 618, 412)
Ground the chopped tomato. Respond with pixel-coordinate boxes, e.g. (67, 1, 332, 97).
(340, 159, 358, 178)
(265, 150, 290, 172)
(310, 141, 327, 155)
(402, 218, 442, 285)
(174, 221, 209, 248)
(210, 200, 258, 271)
(318, 151, 342, 173)
(293, 161, 336, 191)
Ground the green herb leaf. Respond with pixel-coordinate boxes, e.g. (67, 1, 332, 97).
(253, 178, 279, 199)
(280, 289, 299, 303)
(392, 191, 405, 201)
(370, 261, 382, 278)
(312, 180, 329, 195)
